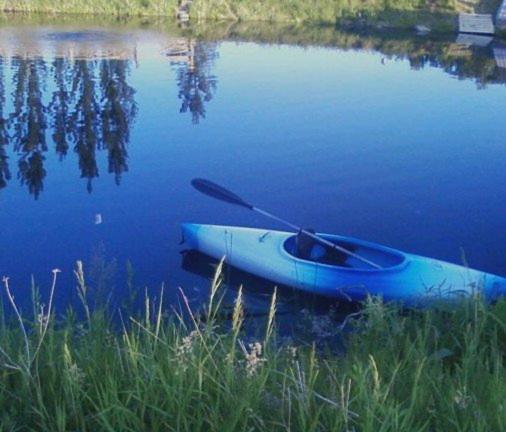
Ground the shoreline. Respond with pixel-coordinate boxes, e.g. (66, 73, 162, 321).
(1, 1, 504, 35)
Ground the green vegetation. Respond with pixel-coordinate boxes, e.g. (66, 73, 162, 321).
(0, 264, 505, 431)
(191, 0, 456, 25)
(0, 0, 503, 28)
(189, 0, 503, 30)
(0, 0, 178, 16)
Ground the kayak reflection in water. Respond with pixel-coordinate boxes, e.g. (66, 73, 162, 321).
(295, 229, 356, 267)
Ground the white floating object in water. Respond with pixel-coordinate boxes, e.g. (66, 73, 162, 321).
(95, 213, 103, 225)
(414, 25, 430, 34)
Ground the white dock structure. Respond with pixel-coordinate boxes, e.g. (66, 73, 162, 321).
(494, 46, 506, 68)
(456, 33, 493, 47)
(458, 13, 495, 35)
(497, 0, 506, 29)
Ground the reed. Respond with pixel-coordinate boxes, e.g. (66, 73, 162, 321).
(0, 263, 505, 431)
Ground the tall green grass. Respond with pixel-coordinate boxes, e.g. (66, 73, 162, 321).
(190, 0, 473, 24)
(1, 0, 502, 21)
(192, 0, 448, 23)
(0, 263, 505, 431)
(0, 0, 178, 16)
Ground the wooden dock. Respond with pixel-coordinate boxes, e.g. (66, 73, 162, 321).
(458, 13, 495, 35)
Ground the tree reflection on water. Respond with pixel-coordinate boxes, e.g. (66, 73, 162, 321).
(0, 57, 10, 190)
(0, 54, 137, 198)
(10, 57, 48, 198)
(0, 32, 220, 198)
(167, 39, 218, 124)
(0, 20, 504, 199)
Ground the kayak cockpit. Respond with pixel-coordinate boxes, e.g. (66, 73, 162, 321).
(283, 234, 406, 270)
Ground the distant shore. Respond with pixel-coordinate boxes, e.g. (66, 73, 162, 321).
(0, 1, 504, 33)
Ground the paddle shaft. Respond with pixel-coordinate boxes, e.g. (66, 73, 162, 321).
(190, 178, 382, 270)
(253, 208, 382, 269)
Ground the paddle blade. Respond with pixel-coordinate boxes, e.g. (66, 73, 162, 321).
(191, 178, 253, 210)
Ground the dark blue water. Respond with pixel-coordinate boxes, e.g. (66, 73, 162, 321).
(1, 20, 505, 315)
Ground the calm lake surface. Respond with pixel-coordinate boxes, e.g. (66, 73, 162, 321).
(1, 16, 505, 317)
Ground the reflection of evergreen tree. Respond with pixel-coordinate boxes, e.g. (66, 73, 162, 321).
(50, 57, 71, 159)
(2, 27, 506, 199)
(18, 152, 46, 198)
(9, 58, 48, 199)
(71, 59, 101, 193)
(175, 42, 218, 124)
(100, 59, 137, 185)
(0, 55, 137, 197)
(0, 57, 11, 190)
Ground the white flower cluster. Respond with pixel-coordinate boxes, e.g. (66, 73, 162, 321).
(177, 330, 199, 359)
(244, 342, 266, 376)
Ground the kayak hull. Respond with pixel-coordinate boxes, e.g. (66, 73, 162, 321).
(181, 223, 506, 306)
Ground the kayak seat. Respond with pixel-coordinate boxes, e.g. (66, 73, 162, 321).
(285, 234, 405, 269)
(291, 232, 355, 267)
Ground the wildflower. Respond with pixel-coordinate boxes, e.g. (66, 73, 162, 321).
(244, 341, 266, 376)
(454, 388, 473, 409)
(177, 330, 198, 358)
(37, 304, 48, 328)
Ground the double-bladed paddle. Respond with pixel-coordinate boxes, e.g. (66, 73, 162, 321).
(191, 178, 382, 269)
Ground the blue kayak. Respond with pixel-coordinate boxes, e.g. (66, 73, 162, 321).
(181, 223, 506, 305)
